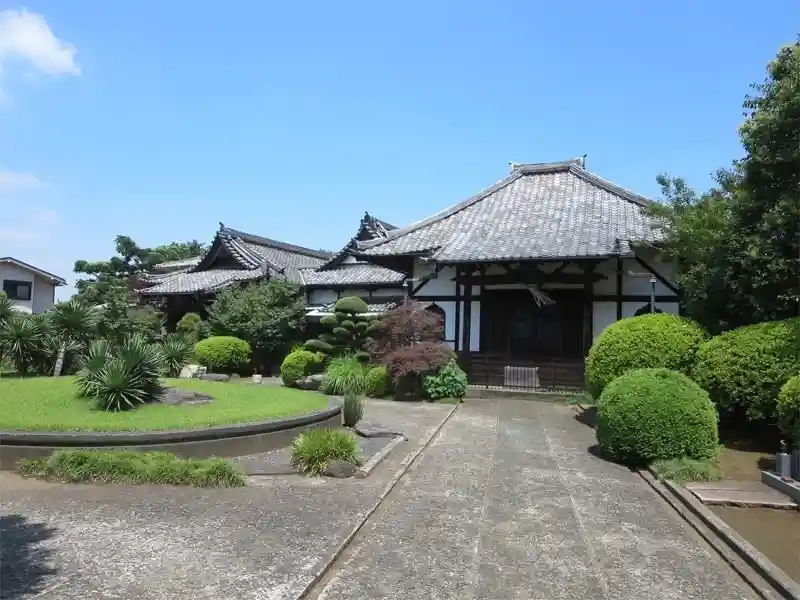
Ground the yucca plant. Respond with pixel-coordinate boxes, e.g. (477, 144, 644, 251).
(49, 300, 99, 376)
(161, 334, 193, 377)
(342, 392, 364, 427)
(291, 429, 361, 476)
(0, 316, 46, 374)
(93, 358, 149, 411)
(75, 339, 113, 397)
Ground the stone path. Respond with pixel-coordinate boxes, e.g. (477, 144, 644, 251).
(311, 399, 758, 600)
(687, 479, 799, 509)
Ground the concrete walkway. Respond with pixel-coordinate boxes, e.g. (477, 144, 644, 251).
(313, 399, 757, 600)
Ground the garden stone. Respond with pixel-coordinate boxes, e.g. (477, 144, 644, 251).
(354, 421, 402, 438)
(323, 460, 357, 478)
(296, 374, 325, 391)
(179, 364, 205, 379)
(199, 373, 231, 382)
(158, 388, 214, 405)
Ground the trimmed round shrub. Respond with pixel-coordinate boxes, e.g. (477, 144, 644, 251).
(333, 296, 369, 314)
(423, 360, 468, 401)
(365, 365, 391, 398)
(777, 375, 800, 448)
(692, 318, 800, 422)
(193, 336, 251, 373)
(596, 368, 719, 466)
(585, 313, 706, 398)
(280, 349, 324, 387)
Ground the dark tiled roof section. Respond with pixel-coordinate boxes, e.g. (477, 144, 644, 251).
(151, 256, 201, 272)
(139, 269, 263, 295)
(358, 160, 660, 262)
(242, 241, 325, 284)
(220, 226, 332, 260)
(312, 296, 404, 314)
(318, 213, 396, 271)
(299, 263, 406, 286)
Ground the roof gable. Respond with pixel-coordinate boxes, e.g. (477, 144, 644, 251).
(319, 212, 396, 271)
(358, 159, 658, 262)
(0, 257, 66, 285)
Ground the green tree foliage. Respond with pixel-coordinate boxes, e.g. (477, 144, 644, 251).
(692, 317, 800, 422)
(193, 336, 252, 373)
(596, 368, 719, 466)
(650, 40, 800, 332)
(585, 313, 706, 398)
(306, 296, 376, 358)
(777, 375, 800, 449)
(207, 280, 305, 371)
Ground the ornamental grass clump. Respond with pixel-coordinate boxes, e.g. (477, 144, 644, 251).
(19, 450, 246, 488)
(342, 392, 364, 427)
(323, 355, 367, 395)
(291, 428, 361, 476)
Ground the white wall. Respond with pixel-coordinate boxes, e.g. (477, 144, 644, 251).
(412, 255, 680, 351)
(0, 263, 56, 314)
(307, 287, 403, 306)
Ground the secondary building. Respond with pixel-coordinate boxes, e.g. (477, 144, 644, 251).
(0, 257, 66, 314)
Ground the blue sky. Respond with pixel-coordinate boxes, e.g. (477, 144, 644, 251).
(0, 1, 797, 299)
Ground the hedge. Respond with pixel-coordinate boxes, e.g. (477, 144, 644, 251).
(596, 368, 719, 466)
(692, 317, 800, 421)
(777, 374, 800, 448)
(193, 336, 251, 373)
(585, 313, 706, 398)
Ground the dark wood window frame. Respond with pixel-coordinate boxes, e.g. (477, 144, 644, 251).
(3, 279, 32, 301)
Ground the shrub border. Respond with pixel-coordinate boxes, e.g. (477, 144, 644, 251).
(0, 400, 342, 470)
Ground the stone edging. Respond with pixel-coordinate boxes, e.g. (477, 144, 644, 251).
(355, 435, 406, 478)
(0, 400, 341, 446)
(286, 403, 459, 600)
(640, 469, 800, 600)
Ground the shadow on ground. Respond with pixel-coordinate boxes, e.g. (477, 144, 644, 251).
(0, 515, 57, 600)
(572, 405, 597, 429)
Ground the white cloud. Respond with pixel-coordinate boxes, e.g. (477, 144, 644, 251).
(0, 9, 80, 77)
(0, 228, 39, 243)
(0, 170, 45, 191)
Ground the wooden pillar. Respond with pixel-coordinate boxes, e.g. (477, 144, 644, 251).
(454, 266, 461, 352)
(461, 266, 473, 358)
(615, 254, 623, 320)
(582, 264, 594, 355)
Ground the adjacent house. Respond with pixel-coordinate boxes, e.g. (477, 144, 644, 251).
(0, 257, 66, 314)
(140, 157, 678, 388)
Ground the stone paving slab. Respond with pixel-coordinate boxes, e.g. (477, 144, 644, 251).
(313, 400, 758, 600)
(0, 400, 453, 600)
(686, 480, 798, 509)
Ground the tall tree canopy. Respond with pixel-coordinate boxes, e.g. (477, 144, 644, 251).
(651, 40, 800, 333)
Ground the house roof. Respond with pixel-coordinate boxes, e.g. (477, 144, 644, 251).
(299, 263, 406, 286)
(140, 224, 330, 295)
(0, 257, 66, 285)
(357, 158, 660, 262)
(318, 212, 396, 271)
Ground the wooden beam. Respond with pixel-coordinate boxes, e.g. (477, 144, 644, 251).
(411, 263, 440, 296)
(454, 266, 461, 353)
(468, 272, 605, 286)
(633, 256, 680, 296)
(593, 294, 679, 303)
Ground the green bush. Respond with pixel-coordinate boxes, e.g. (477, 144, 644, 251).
(692, 318, 800, 422)
(176, 312, 208, 342)
(19, 450, 245, 487)
(323, 355, 367, 395)
(291, 429, 361, 476)
(280, 349, 325, 387)
(777, 374, 800, 449)
(194, 336, 251, 373)
(423, 360, 468, 400)
(343, 392, 364, 427)
(585, 313, 706, 398)
(596, 368, 719, 466)
(365, 365, 391, 398)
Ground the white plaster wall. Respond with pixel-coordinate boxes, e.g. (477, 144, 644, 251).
(307, 289, 338, 305)
(0, 263, 36, 313)
(32, 278, 56, 313)
(593, 255, 677, 296)
(592, 302, 617, 341)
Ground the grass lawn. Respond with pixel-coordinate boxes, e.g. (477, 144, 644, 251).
(0, 376, 328, 432)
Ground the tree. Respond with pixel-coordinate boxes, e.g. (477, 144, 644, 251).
(366, 302, 444, 361)
(305, 296, 377, 358)
(207, 279, 305, 372)
(49, 299, 100, 376)
(650, 40, 800, 332)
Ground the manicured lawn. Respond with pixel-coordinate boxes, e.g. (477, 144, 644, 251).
(0, 377, 327, 432)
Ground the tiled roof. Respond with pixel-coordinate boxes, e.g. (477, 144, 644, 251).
(151, 256, 201, 271)
(308, 296, 404, 315)
(318, 213, 396, 271)
(141, 224, 330, 294)
(299, 263, 405, 286)
(358, 159, 660, 262)
(139, 268, 263, 295)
